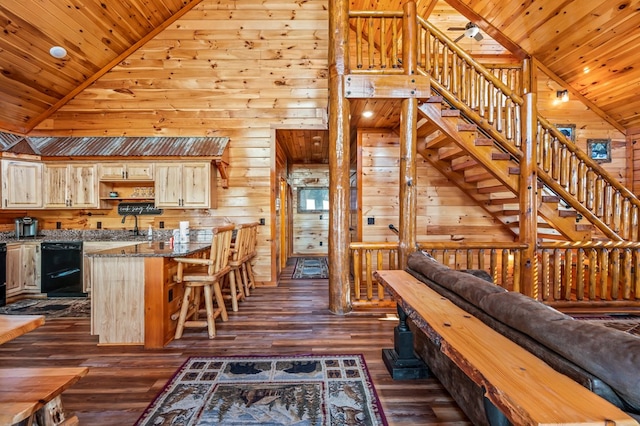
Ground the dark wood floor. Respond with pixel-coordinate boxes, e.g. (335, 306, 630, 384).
(0, 258, 470, 425)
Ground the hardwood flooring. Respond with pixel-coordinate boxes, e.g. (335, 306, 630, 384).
(0, 258, 470, 425)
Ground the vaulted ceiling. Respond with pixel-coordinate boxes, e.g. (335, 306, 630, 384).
(1, 0, 639, 164)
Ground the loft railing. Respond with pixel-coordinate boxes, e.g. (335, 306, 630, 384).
(347, 9, 640, 242)
(350, 241, 640, 307)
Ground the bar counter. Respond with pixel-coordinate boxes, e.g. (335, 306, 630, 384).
(86, 242, 211, 348)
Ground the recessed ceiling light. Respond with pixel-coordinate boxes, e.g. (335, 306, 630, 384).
(362, 111, 374, 118)
(49, 46, 67, 59)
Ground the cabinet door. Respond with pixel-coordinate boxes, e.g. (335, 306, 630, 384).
(43, 164, 69, 208)
(6, 244, 22, 296)
(68, 164, 98, 208)
(1, 160, 43, 209)
(98, 164, 126, 180)
(154, 164, 183, 207)
(126, 163, 154, 180)
(83, 242, 137, 293)
(182, 163, 211, 208)
(21, 243, 41, 293)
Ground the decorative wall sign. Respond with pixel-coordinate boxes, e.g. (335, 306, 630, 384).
(117, 202, 163, 216)
(555, 123, 576, 143)
(587, 139, 612, 163)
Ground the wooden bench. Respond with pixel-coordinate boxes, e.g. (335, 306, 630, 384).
(375, 270, 639, 426)
(0, 367, 89, 426)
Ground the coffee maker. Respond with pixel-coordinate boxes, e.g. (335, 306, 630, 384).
(15, 217, 38, 239)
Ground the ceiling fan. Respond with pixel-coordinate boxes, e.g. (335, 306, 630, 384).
(448, 22, 484, 43)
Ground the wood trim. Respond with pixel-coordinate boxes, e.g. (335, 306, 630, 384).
(25, 0, 205, 133)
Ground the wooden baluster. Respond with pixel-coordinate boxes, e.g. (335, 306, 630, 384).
(622, 248, 632, 300)
(553, 249, 562, 300)
(432, 39, 440, 81)
(353, 249, 361, 302)
(495, 91, 503, 133)
(600, 249, 609, 300)
(632, 206, 639, 241)
(472, 70, 479, 110)
(576, 248, 585, 300)
(443, 49, 451, 90)
(551, 137, 560, 181)
(611, 248, 620, 300)
(488, 82, 495, 125)
(501, 248, 509, 289)
(612, 191, 622, 233)
(377, 250, 384, 300)
(541, 249, 551, 300)
(416, 23, 423, 69)
(568, 154, 578, 195)
(603, 185, 613, 226)
(455, 249, 462, 269)
(368, 17, 374, 68)
(505, 98, 513, 141)
(479, 77, 486, 118)
(512, 249, 521, 292)
(586, 169, 595, 211)
(559, 146, 569, 188)
(564, 249, 573, 301)
(490, 248, 498, 283)
(356, 17, 363, 68)
(380, 17, 387, 68)
(393, 17, 400, 68)
(621, 198, 630, 239)
(595, 177, 604, 218)
(365, 249, 373, 300)
(442, 249, 451, 268)
(389, 249, 397, 270)
(542, 129, 551, 172)
(478, 248, 485, 271)
(466, 249, 473, 269)
(577, 161, 586, 203)
(588, 248, 597, 300)
(514, 102, 521, 148)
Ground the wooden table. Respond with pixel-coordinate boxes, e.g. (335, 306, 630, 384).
(0, 314, 45, 345)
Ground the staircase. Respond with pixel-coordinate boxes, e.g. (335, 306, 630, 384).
(416, 97, 592, 242)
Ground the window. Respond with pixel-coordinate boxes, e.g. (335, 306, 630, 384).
(297, 187, 329, 213)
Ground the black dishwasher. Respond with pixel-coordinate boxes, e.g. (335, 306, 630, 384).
(0, 243, 6, 306)
(41, 241, 85, 297)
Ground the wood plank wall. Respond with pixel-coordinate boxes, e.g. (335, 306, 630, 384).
(358, 129, 515, 243)
(25, 0, 330, 285)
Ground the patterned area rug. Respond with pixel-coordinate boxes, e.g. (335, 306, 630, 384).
(135, 354, 387, 426)
(0, 298, 90, 318)
(292, 257, 329, 279)
(574, 314, 640, 337)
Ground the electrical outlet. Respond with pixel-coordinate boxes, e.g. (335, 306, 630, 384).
(319, 241, 323, 246)
(367, 217, 375, 225)
(159, 221, 165, 229)
(319, 214, 323, 220)
(259, 218, 265, 225)
(56, 221, 61, 229)
(97, 221, 102, 229)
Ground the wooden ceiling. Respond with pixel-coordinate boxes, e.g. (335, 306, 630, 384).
(1, 0, 640, 164)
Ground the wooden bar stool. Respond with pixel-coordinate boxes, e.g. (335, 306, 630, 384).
(241, 222, 259, 296)
(173, 224, 235, 339)
(222, 223, 250, 312)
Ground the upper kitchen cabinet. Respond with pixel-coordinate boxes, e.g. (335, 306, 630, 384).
(43, 163, 99, 209)
(1, 159, 43, 209)
(155, 162, 216, 208)
(98, 163, 154, 181)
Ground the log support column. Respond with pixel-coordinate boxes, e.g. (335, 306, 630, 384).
(398, 1, 418, 269)
(328, 0, 352, 314)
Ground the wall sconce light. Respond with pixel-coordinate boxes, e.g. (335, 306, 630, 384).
(557, 90, 569, 102)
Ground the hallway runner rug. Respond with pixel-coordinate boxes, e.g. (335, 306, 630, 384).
(292, 257, 329, 279)
(135, 354, 387, 426)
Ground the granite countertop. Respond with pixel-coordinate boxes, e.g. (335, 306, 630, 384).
(0, 229, 175, 243)
(85, 241, 211, 258)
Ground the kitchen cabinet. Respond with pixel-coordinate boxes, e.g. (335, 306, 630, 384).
(1, 159, 43, 209)
(43, 163, 99, 208)
(155, 162, 215, 208)
(98, 163, 154, 181)
(6, 242, 41, 297)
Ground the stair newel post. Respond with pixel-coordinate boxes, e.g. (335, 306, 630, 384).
(398, 1, 419, 269)
(328, 0, 352, 314)
(520, 91, 539, 299)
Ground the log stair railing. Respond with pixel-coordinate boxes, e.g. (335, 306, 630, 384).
(347, 9, 640, 243)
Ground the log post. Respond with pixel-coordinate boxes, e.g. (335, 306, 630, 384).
(398, 1, 418, 269)
(519, 58, 538, 298)
(328, 0, 352, 314)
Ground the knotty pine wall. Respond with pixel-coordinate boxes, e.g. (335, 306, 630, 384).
(358, 130, 515, 243)
(28, 0, 330, 285)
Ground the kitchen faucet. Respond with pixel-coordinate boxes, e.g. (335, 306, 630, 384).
(121, 214, 140, 236)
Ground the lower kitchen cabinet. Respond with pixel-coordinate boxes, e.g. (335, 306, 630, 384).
(83, 242, 137, 293)
(6, 242, 41, 298)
